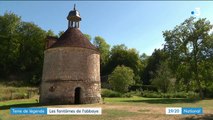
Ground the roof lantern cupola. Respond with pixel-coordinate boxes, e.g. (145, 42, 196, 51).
(67, 4, 81, 28)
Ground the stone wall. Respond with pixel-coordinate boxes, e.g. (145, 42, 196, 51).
(40, 47, 101, 104)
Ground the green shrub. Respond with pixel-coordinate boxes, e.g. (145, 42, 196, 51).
(0, 94, 11, 101)
(142, 91, 162, 98)
(122, 92, 132, 98)
(186, 91, 199, 99)
(206, 84, 213, 98)
(141, 91, 198, 98)
(109, 65, 134, 93)
(101, 89, 122, 98)
(101, 82, 111, 89)
(0, 86, 38, 101)
(173, 92, 187, 98)
(127, 90, 142, 97)
(12, 93, 26, 99)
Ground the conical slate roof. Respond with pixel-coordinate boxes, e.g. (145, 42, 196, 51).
(50, 28, 98, 52)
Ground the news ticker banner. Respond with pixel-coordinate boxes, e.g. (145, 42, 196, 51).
(10, 108, 102, 115)
(166, 107, 203, 115)
(10, 107, 202, 115)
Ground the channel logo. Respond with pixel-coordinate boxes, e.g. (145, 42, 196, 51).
(191, 7, 201, 16)
(166, 107, 203, 115)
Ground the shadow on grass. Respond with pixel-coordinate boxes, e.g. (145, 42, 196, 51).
(0, 102, 86, 110)
(0, 103, 45, 110)
(183, 114, 213, 120)
(122, 98, 200, 104)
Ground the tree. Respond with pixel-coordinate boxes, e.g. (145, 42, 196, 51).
(58, 31, 64, 37)
(106, 44, 144, 85)
(109, 65, 135, 93)
(108, 45, 139, 73)
(0, 12, 21, 77)
(84, 34, 92, 41)
(0, 12, 48, 85)
(46, 30, 55, 36)
(163, 17, 213, 98)
(17, 21, 46, 84)
(141, 49, 167, 85)
(93, 36, 110, 75)
(151, 62, 174, 93)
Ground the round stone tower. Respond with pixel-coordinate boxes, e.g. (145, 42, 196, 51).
(40, 5, 101, 104)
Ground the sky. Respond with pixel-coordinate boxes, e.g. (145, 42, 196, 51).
(0, 1, 213, 55)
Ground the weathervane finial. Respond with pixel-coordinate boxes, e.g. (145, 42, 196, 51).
(74, 4, 76, 10)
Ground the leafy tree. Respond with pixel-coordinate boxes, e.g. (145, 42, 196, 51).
(141, 49, 167, 85)
(17, 22, 46, 84)
(108, 45, 140, 73)
(58, 31, 64, 37)
(0, 12, 21, 77)
(0, 12, 48, 85)
(151, 62, 174, 93)
(140, 53, 149, 62)
(109, 65, 135, 93)
(163, 17, 213, 98)
(46, 30, 55, 36)
(84, 34, 92, 41)
(93, 36, 110, 75)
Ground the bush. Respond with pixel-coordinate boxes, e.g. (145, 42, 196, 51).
(141, 85, 158, 92)
(101, 82, 111, 89)
(121, 92, 133, 98)
(186, 91, 199, 99)
(109, 65, 134, 93)
(142, 91, 162, 98)
(0, 86, 38, 101)
(205, 84, 213, 98)
(0, 94, 11, 101)
(141, 90, 198, 98)
(101, 89, 122, 98)
(127, 90, 142, 97)
(173, 92, 187, 98)
(12, 93, 27, 99)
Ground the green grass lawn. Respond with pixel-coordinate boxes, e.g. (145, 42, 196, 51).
(0, 96, 213, 120)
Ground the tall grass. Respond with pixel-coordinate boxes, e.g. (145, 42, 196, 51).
(0, 84, 38, 101)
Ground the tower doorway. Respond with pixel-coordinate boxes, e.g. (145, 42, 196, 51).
(74, 87, 81, 104)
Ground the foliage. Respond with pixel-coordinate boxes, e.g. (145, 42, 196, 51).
(0, 12, 52, 85)
(122, 90, 142, 97)
(109, 65, 135, 93)
(140, 49, 167, 85)
(101, 89, 121, 98)
(84, 34, 92, 41)
(93, 36, 110, 76)
(46, 30, 55, 36)
(205, 83, 213, 98)
(163, 17, 213, 98)
(107, 44, 144, 84)
(141, 90, 199, 98)
(0, 12, 21, 76)
(0, 84, 38, 101)
(58, 31, 64, 37)
(121, 92, 133, 98)
(151, 61, 175, 93)
(142, 91, 162, 98)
